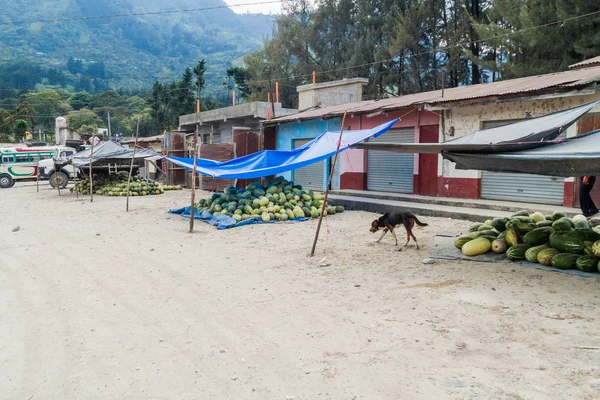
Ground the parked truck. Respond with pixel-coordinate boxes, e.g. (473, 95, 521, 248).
(0, 145, 77, 189)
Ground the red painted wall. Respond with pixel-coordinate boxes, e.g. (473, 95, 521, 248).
(437, 177, 480, 199)
(564, 181, 575, 208)
(340, 108, 441, 193)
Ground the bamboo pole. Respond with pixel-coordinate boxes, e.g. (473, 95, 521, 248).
(126, 118, 140, 212)
(310, 111, 348, 257)
(89, 128, 96, 203)
(189, 125, 199, 233)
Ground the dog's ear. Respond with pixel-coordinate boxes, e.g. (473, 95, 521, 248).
(381, 212, 389, 219)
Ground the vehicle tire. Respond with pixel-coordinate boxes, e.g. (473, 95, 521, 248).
(49, 171, 68, 189)
(0, 174, 14, 189)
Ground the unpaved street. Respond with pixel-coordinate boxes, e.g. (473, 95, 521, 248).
(1, 183, 600, 399)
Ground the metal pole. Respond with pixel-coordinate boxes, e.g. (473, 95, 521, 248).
(107, 109, 111, 139)
(189, 125, 199, 233)
(310, 111, 348, 257)
(126, 118, 140, 212)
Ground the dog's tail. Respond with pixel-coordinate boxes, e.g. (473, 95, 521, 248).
(410, 214, 428, 227)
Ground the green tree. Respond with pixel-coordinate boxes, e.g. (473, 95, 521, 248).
(23, 90, 70, 130)
(226, 66, 251, 100)
(68, 92, 92, 110)
(66, 108, 103, 132)
(175, 67, 196, 115)
(149, 81, 172, 133)
(126, 96, 148, 114)
(90, 90, 125, 110)
(67, 57, 84, 74)
(13, 119, 28, 141)
(193, 59, 207, 110)
(475, 0, 600, 80)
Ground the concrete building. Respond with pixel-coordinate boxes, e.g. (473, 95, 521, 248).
(54, 117, 81, 145)
(178, 101, 296, 144)
(264, 60, 600, 206)
(121, 134, 164, 153)
(297, 78, 369, 110)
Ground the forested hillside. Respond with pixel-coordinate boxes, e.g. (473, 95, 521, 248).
(0, 0, 273, 93)
(1, 0, 599, 141)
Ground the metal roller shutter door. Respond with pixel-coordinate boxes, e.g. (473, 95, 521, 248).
(480, 172, 565, 205)
(293, 139, 324, 190)
(367, 128, 414, 193)
(480, 120, 565, 205)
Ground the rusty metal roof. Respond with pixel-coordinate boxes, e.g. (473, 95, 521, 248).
(121, 134, 165, 144)
(569, 56, 600, 70)
(265, 65, 600, 125)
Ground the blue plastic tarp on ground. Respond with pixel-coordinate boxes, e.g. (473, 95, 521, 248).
(165, 119, 398, 179)
(169, 206, 310, 230)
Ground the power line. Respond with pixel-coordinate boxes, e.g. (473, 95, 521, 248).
(0, 1, 284, 26)
(256, 9, 600, 83)
(0, 9, 599, 99)
(120, 9, 600, 98)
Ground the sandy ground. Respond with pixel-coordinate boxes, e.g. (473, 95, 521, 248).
(1, 183, 600, 400)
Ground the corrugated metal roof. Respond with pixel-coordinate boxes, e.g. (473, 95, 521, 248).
(569, 56, 600, 69)
(265, 65, 600, 125)
(121, 134, 164, 144)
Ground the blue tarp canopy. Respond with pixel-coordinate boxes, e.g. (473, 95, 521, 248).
(165, 119, 398, 179)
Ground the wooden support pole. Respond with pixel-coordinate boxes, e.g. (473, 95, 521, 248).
(275, 81, 279, 103)
(148, 160, 164, 175)
(126, 118, 140, 212)
(189, 125, 199, 233)
(310, 111, 348, 257)
(270, 92, 276, 119)
(232, 91, 236, 106)
(312, 71, 316, 84)
(89, 128, 96, 203)
(441, 69, 445, 98)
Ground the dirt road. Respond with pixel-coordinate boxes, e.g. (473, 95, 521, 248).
(1, 183, 599, 399)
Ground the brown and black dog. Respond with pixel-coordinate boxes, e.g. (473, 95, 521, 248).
(370, 211, 428, 250)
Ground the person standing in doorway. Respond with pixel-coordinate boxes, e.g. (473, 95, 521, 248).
(580, 175, 599, 218)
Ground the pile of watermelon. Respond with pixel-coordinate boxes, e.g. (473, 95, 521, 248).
(71, 173, 170, 196)
(455, 210, 600, 273)
(194, 176, 344, 223)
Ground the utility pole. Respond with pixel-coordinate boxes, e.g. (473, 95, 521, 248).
(189, 124, 199, 233)
(107, 108, 112, 140)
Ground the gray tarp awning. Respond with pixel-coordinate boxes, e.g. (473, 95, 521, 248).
(60, 141, 159, 168)
(351, 100, 600, 153)
(444, 128, 600, 177)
